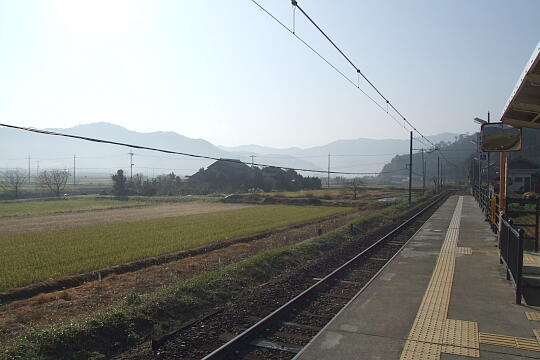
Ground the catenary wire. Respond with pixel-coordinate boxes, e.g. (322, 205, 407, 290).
(249, 0, 410, 134)
(252, 0, 455, 161)
(0, 123, 405, 176)
(291, 1, 436, 146)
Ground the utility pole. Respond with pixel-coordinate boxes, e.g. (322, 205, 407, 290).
(73, 155, 76, 186)
(327, 153, 330, 189)
(437, 156, 440, 192)
(486, 111, 490, 195)
(36, 160, 39, 177)
(477, 133, 481, 195)
(442, 165, 445, 188)
(421, 148, 425, 195)
(408, 131, 413, 207)
(28, 155, 31, 183)
(250, 154, 256, 168)
(129, 151, 134, 180)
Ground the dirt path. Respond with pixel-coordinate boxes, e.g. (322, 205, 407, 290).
(0, 202, 252, 235)
(0, 211, 359, 346)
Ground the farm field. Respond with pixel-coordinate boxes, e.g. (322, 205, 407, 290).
(263, 186, 408, 199)
(0, 205, 350, 291)
(0, 194, 217, 218)
(0, 197, 148, 217)
(0, 202, 251, 235)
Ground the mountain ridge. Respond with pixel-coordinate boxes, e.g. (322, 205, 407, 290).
(0, 122, 462, 176)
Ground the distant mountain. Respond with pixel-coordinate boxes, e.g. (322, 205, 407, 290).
(221, 132, 462, 175)
(0, 122, 320, 177)
(0, 122, 462, 177)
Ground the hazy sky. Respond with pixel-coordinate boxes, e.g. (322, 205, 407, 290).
(1, 0, 539, 148)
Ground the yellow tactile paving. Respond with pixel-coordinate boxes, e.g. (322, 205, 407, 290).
(456, 247, 472, 255)
(398, 197, 540, 359)
(401, 341, 441, 360)
(479, 332, 517, 347)
(526, 311, 540, 321)
(516, 337, 540, 351)
(479, 332, 540, 351)
(400, 197, 480, 359)
(533, 329, 540, 343)
(441, 344, 480, 357)
(524, 253, 540, 265)
(443, 319, 479, 349)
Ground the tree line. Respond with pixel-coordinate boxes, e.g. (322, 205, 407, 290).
(0, 169, 70, 198)
(111, 159, 322, 196)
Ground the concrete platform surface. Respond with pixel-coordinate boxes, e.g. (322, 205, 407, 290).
(294, 195, 540, 360)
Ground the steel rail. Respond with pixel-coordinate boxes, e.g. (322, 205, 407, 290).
(200, 191, 451, 360)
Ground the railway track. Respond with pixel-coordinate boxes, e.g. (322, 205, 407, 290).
(152, 192, 450, 360)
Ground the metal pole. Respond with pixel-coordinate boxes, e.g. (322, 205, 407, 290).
(499, 152, 506, 214)
(534, 198, 540, 252)
(408, 131, 412, 207)
(421, 148, 425, 195)
(28, 155, 31, 183)
(437, 157, 440, 192)
(129, 151, 134, 180)
(73, 154, 76, 186)
(327, 153, 330, 189)
(442, 165, 445, 188)
(478, 133, 481, 196)
(487, 111, 490, 196)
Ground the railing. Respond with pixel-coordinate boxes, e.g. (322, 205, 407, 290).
(472, 185, 539, 251)
(472, 184, 497, 229)
(506, 197, 540, 252)
(499, 216, 524, 304)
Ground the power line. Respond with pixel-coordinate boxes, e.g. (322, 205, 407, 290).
(0, 123, 401, 176)
(249, 0, 410, 134)
(251, 0, 455, 164)
(291, 1, 437, 149)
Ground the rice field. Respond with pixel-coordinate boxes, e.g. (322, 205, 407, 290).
(0, 205, 351, 290)
(0, 198, 148, 217)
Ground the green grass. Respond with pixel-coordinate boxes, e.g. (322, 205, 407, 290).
(0, 198, 149, 217)
(0, 205, 350, 291)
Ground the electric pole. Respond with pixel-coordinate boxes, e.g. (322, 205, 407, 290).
(129, 151, 134, 180)
(486, 111, 490, 195)
(442, 165, 445, 188)
(327, 153, 330, 189)
(73, 155, 76, 186)
(421, 148, 425, 195)
(477, 133, 481, 195)
(408, 131, 413, 207)
(28, 155, 31, 183)
(36, 160, 39, 177)
(437, 156, 440, 192)
(250, 154, 256, 168)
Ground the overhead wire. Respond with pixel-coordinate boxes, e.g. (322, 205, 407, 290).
(251, 0, 453, 164)
(249, 0, 410, 133)
(0, 123, 402, 176)
(292, 1, 441, 151)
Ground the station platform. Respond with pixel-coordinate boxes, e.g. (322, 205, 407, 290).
(294, 195, 540, 360)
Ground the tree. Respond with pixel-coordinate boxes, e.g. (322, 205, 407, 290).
(0, 169, 26, 198)
(129, 173, 145, 194)
(39, 169, 70, 197)
(112, 169, 128, 196)
(346, 177, 364, 200)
